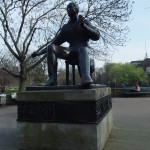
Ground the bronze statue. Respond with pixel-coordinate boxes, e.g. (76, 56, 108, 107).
(32, 2, 100, 86)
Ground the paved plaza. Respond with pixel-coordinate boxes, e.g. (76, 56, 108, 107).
(104, 98, 150, 150)
(0, 97, 150, 150)
(0, 105, 17, 150)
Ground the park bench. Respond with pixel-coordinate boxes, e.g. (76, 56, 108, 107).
(124, 91, 150, 97)
(124, 87, 150, 97)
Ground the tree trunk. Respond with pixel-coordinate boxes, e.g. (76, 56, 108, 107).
(18, 77, 27, 92)
(18, 59, 27, 92)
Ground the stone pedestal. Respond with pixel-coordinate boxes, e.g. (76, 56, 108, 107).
(17, 86, 112, 150)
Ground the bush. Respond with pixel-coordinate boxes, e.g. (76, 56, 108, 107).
(4, 87, 18, 94)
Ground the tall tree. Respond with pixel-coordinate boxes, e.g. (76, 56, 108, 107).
(0, 0, 133, 91)
(102, 63, 148, 87)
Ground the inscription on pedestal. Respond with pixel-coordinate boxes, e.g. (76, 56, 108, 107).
(17, 95, 111, 124)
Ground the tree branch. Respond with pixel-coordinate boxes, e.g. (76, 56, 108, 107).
(26, 54, 46, 73)
(23, 1, 64, 51)
(25, 28, 36, 55)
(84, 0, 91, 18)
(16, 0, 26, 44)
(2, 67, 20, 78)
(0, 4, 21, 56)
(0, 31, 20, 60)
(26, 0, 46, 15)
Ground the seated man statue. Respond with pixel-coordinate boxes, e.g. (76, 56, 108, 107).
(32, 2, 100, 86)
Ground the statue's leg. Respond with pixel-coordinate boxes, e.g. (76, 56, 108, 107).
(78, 47, 92, 85)
(45, 44, 69, 86)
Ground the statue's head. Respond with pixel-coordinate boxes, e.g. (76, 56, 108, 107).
(67, 2, 79, 17)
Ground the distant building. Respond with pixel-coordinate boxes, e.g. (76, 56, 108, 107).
(131, 53, 150, 85)
(131, 58, 150, 74)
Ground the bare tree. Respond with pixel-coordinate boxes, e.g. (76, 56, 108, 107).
(0, 0, 133, 91)
(0, 0, 69, 91)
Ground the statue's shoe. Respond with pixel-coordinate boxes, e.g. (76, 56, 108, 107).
(81, 73, 93, 85)
(44, 76, 57, 86)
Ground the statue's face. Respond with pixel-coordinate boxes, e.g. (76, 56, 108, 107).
(67, 3, 78, 17)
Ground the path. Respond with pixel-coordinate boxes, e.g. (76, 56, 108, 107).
(0, 98, 150, 150)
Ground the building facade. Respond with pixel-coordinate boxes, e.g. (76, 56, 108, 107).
(131, 58, 150, 85)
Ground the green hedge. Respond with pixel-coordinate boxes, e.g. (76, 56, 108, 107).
(0, 87, 19, 94)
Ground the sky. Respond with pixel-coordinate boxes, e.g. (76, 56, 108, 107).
(0, 0, 149, 69)
(96, 0, 150, 68)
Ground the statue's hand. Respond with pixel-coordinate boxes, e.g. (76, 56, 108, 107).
(79, 15, 85, 27)
(31, 51, 39, 58)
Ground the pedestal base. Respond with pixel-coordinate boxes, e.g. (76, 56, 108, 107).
(18, 109, 112, 150)
(17, 87, 112, 150)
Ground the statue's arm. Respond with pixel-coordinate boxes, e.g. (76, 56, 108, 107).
(52, 28, 66, 45)
(79, 16, 100, 41)
(31, 47, 47, 58)
(32, 28, 66, 58)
